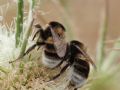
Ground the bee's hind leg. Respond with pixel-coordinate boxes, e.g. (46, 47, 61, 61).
(47, 63, 69, 82)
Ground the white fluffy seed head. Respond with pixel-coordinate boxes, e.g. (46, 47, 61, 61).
(0, 25, 20, 67)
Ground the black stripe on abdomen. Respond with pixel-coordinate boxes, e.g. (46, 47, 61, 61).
(73, 60, 90, 78)
(44, 50, 61, 60)
(69, 60, 89, 88)
(42, 50, 62, 68)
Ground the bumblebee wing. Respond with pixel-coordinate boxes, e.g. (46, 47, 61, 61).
(76, 45, 96, 69)
(50, 27, 67, 58)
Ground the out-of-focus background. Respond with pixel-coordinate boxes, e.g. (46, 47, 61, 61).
(0, 0, 120, 57)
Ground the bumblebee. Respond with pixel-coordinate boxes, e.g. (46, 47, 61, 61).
(22, 21, 96, 90)
(23, 21, 67, 68)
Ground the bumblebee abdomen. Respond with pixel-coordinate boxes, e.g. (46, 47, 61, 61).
(70, 71, 86, 88)
(42, 50, 62, 68)
(69, 60, 90, 88)
(74, 60, 90, 78)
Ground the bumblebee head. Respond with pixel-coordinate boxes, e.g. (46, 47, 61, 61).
(34, 21, 66, 44)
(49, 21, 65, 31)
(44, 21, 66, 44)
(49, 21, 65, 36)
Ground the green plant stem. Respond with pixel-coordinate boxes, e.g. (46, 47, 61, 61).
(19, 19, 34, 57)
(15, 0, 24, 47)
(97, 0, 108, 69)
(19, 0, 35, 57)
(97, 17, 108, 68)
(31, 0, 35, 9)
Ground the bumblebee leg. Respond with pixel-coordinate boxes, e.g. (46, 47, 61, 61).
(54, 50, 71, 68)
(23, 42, 45, 56)
(53, 58, 65, 69)
(37, 46, 41, 51)
(32, 30, 40, 40)
(9, 44, 37, 63)
(9, 42, 45, 63)
(48, 63, 69, 81)
(23, 44, 37, 56)
(74, 88, 77, 90)
(19, 42, 44, 57)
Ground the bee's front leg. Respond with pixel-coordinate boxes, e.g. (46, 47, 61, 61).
(23, 43, 37, 56)
(9, 42, 45, 63)
(32, 30, 41, 41)
(23, 42, 45, 56)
